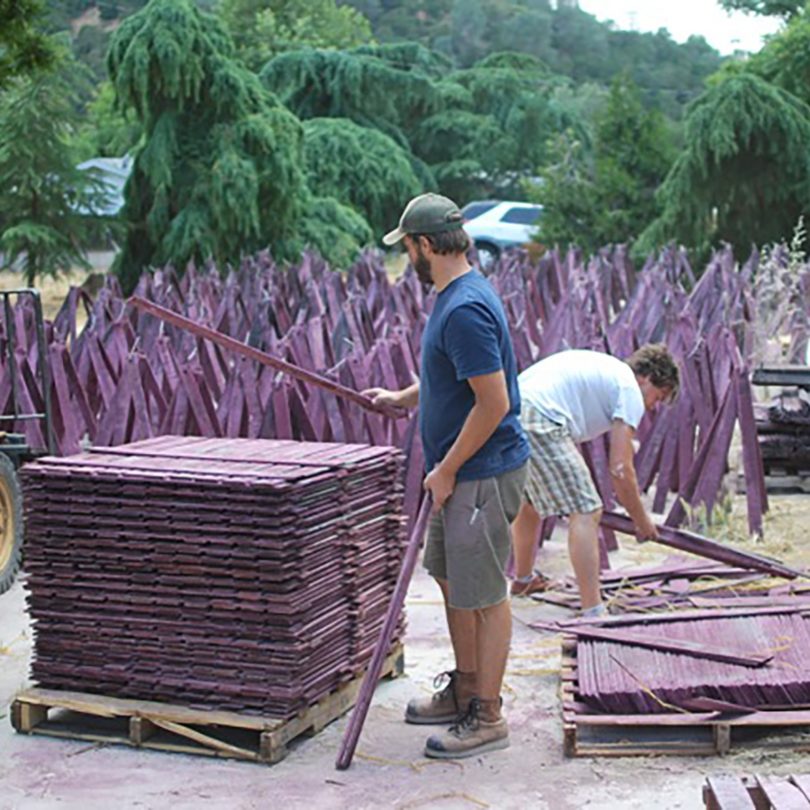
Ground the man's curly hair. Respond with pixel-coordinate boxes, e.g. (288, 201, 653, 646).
(627, 344, 680, 400)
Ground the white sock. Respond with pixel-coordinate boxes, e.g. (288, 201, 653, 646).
(581, 603, 606, 618)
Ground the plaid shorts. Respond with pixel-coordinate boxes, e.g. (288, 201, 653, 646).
(521, 403, 602, 517)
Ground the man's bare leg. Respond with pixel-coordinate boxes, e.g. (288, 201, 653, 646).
(474, 598, 511, 714)
(511, 501, 542, 580)
(568, 509, 603, 609)
(436, 578, 476, 673)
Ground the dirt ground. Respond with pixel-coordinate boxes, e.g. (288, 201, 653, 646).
(0, 492, 808, 810)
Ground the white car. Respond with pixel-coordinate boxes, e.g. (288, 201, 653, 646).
(462, 200, 543, 268)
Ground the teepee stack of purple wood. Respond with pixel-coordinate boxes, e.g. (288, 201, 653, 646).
(21, 436, 406, 718)
(3, 244, 808, 537)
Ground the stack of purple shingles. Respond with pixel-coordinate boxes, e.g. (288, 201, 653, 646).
(576, 611, 810, 714)
(21, 436, 406, 718)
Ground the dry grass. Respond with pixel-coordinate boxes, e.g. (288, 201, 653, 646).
(0, 268, 98, 321)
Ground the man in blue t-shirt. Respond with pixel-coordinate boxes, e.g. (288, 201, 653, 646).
(365, 193, 529, 760)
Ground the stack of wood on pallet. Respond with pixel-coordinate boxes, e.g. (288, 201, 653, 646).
(21, 436, 406, 719)
(534, 605, 810, 757)
(755, 388, 810, 491)
(704, 773, 810, 809)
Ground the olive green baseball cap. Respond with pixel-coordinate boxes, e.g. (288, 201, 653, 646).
(382, 193, 464, 246)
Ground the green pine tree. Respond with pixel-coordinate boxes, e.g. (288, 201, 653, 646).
(303, 118, 422, 236)
(0, 57, 112, 285)
(638, 71, 810, 260)
(108, 0, 309, 291)
(0, 0, 56, 88)
(219, 0, 373, 72)
(533, 75, 675, 255)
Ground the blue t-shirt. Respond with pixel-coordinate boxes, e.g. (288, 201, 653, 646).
(420, 271, 529, 481)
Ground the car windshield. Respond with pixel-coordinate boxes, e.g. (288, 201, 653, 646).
(461, 200, 500, 221)
(500, 206, 542, 225)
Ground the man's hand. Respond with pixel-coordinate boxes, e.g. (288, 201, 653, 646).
(635, 512, 659, 543)
(363, 387, 400, 408)
(423, 464, 456, 512)
(362, 382, 419, 410)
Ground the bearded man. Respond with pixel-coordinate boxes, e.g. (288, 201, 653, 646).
(364, 193, 529, 760)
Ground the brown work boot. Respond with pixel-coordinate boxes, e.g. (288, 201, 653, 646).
(405, 670, 475, 725)
(424, 697, 509, 759)
(510, 572, 552, 597)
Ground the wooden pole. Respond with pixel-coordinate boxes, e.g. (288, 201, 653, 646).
(128, 296, 407, 421)
(335, 497, 432, 770)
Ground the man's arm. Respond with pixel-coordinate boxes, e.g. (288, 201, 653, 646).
(363, 382, 420, 410)
(608, 420, 659, 541)
(424, 370, 510, 510)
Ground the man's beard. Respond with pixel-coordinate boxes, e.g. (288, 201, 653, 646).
(413, 245, 433, 286)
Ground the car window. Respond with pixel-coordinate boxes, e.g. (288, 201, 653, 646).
(462, 201, 500, 221)
(500, 206, 542, 225)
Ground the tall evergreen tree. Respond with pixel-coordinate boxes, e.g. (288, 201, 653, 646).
(749, 6, 810, 105)
(533, 75, 675, 255)
(302, 118, 422, 235)
(260, 46, 441, 149)
(0, 58, 111, 284)
(108, 0, 309, 291)
(219, 0, 373, 72)
(0, 0, 56, 88)
(639, 72, 810, 259)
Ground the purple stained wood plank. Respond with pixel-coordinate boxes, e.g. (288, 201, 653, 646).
(601, 511, 803, 579)
(736, 368, 768, 536)
(791, 777, 810, 804)
(129, 296, 405, 421)
(705, 775, 757, 809)
(531, 621, 773, 667)
(336, 496, 430, 770)
(666, 382, 735, 528)
(755, 775, 810, 810)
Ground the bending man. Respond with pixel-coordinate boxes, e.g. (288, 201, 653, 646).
(511, 345, 679, 616)
(365, 193, 529, 760)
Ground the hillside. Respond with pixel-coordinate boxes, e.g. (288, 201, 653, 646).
(52, 0, 723, 117)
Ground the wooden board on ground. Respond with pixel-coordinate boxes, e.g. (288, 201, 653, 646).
(559, 638, 810, 758)
(703, 773, 810, 809)
(11, 644, 404, 765)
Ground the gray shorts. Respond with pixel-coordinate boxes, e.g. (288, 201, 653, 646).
(522, 403, 602, 517)
(423, 463, 528, 610)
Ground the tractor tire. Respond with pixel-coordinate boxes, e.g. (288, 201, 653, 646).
(0, 454, 23, 595)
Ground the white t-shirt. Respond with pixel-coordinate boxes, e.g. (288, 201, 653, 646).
(518, 350, 645, 443)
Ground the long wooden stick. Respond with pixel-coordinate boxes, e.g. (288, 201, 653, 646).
(335, 496, 432, 770)
(530, 621, 773, 667)
(128, 296, 406, 420)
(600, 511, 804, 580)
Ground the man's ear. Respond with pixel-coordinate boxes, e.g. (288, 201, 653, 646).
(418, 235, 433, 255)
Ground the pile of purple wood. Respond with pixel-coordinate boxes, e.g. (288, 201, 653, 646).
(536, 554, 810, 614)
(755, 389, 810, 477)
(570, 609, 810, 714)
(21, 436, 406, 718)
(538, 607, 810, 715)
(2, 244, 808, 534)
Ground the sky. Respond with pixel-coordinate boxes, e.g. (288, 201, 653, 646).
(576, 0, 784, 54)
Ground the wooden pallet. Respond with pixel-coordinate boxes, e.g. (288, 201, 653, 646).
(703, 773, 810, 809)
(11, 644, 404, 765)
(560, 638, 810, 757)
